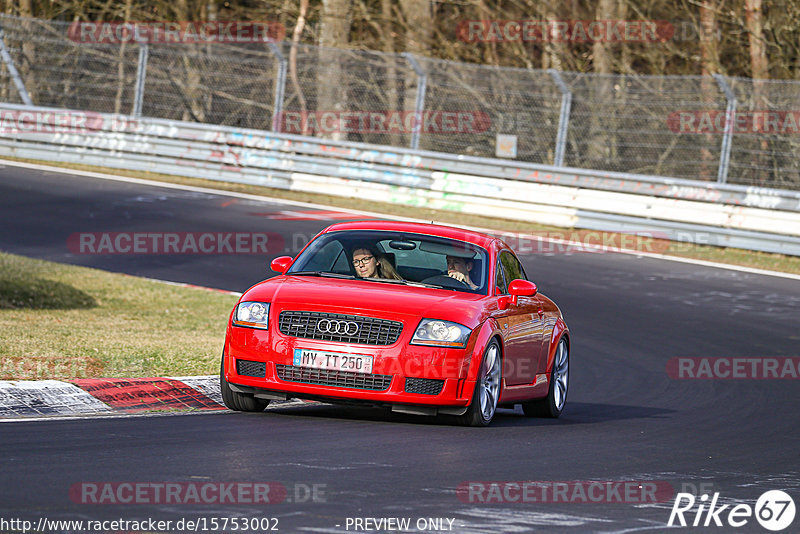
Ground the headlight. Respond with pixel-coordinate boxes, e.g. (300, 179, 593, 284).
(232, 301, 270, 329)
(411, 319, 471, 348)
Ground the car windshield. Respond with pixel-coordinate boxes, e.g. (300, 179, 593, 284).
(288, 230, 489, 294)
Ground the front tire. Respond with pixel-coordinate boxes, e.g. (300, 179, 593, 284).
(522, 337, 568, 418)
(220, 356, 269, 412)
(458, 340, 502, 426)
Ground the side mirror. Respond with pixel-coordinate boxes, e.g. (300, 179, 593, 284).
(495, 280, 537, 309)
(508, 279, 537, 297)
(498, 280, 537, 307)
(497, 296, 512, 310)
(270, 256, 293, 274)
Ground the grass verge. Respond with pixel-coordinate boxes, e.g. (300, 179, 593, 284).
(0, 251, 237, 380)
(3, 156, 799, 275)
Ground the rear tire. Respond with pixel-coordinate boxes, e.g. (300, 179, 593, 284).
(458, 340, 502, 427)
(220, 356, 269, 412)
(522, 338, 568, 418)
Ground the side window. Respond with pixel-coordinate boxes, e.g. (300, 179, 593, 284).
(330, 247, 350, 273)
(518, 261, 529, 281)
(499, 251, 525, 290)
(495, 258, 507, 294)
(302, 240, 345, 272)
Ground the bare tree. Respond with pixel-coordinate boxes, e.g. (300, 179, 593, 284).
(113, 0, 134, 114)
(592, 0, 616, 75)
(355, 0, 403, 145)
(699, 0, 721, 181)
(586, 0, 618, 166)
(745, 0, 768, 80)
(398, 0, 431, 146)
(399, 0, 432, 55)
(172, 0, 206, 122)
(317, 0, 352, 140)
(745, 0, 769, 184)
(288, 0, 310, 134)
(18, 0, 35, 103)
(542, 1, 566, 70)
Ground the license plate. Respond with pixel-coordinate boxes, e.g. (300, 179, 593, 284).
(293, 348, 373, 374)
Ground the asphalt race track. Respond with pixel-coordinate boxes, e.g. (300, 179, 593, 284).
(1, 162, 799, 533)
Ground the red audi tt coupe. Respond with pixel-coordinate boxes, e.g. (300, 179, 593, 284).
(221, 221, 569, 426)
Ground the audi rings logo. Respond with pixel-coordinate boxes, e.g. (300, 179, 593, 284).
(317, 319, 359, 336)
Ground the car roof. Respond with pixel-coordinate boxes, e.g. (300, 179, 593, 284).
(320, 221, 500, 249)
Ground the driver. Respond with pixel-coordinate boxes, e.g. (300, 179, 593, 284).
(446, 255, 478, 290)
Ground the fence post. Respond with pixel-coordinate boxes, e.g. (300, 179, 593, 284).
(713, 74, 736, 184)
(0, 26, 32, 105)
(267, 42, 287, 132)
(403, 52, 427, 150)
(132, 42, 149, 117)
(548, 69, 572, 167)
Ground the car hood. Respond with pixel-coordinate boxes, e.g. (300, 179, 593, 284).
(242, 275, 486, 326)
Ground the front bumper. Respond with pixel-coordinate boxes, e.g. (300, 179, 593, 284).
(224, 324, 478, 409)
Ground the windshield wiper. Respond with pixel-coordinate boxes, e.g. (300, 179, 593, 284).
(405, 281, 446, 289)
(360, 277, 408, 285)
(289, 271, 356, 279)
(290, 272, 448, 289)
(360, 278, 446, 289)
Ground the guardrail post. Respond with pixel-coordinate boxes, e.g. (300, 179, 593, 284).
(548, 69, 572, 167)
(403, 52, 427, 150)
(713, 74, 736, 184)
(132, 42, 149, 117)
(267, 42, 287, 132)
(0, 26, 32, 106)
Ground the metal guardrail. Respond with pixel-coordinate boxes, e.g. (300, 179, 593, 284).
(1, 102, 799, 256)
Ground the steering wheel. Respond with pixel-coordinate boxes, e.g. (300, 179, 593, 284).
(421, 274, 469, 289)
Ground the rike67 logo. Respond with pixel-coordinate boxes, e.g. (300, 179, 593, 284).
(668, 490, 796, 531)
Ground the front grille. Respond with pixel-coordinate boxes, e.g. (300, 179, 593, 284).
(276, 364, 392, 391)
(279, 311, 403, 345)
(236, 359, 266, 377)
(405, 377, 445, 395)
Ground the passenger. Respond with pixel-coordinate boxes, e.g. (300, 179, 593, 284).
(446, 255, 478, 289)
(352, 246, 403, 280)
